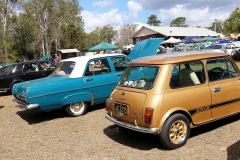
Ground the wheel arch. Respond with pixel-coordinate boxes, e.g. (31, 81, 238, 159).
(61, 92, 94, 108)
(158, 108, 193, 134)
(9, 79, 24, 89)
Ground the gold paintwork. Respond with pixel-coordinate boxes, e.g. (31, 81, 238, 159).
(169, 120, 187, 143)
(107, 52, 240, 135)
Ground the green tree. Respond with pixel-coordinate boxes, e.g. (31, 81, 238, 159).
(170, 17, 187, 27)
(196, 26, 201, 28)
(223, 7, 240, 34)
(206, 19, 223, 33)
(84, 25, 117, 48)
(0, 0, 22, 64)
(147, 14, 161, 26)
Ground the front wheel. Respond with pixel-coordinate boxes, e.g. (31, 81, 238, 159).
(65, 102, 88, 117)
(159, 114, 190, 149)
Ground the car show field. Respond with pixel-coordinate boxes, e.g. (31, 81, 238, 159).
(0, 61, 240, 159)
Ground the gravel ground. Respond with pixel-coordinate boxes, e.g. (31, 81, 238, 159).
(0, 60, 240, 160)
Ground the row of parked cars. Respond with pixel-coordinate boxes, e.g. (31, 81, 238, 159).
(4, 41, 240, 149)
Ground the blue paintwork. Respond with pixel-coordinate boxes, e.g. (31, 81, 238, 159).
(12, 55, 131, 112)
(40, 54, 50, 60)
(128, 38, 164, 60)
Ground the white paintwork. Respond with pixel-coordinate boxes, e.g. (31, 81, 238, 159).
(59, 49, 80, 53)
(133, 26, 218, 38)
(161, 37, 182, 44)
(61, 54, 126, 78)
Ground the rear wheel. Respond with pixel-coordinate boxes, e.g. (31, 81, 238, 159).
(65, 102, 88, 117)
(159, 114, 190, 149)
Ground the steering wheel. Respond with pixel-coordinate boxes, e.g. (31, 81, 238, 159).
(208, 67, 225, 81)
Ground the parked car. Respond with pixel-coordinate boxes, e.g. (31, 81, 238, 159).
(105, 51, 240, 149)
(12, 54, 130, 116)
(205, 43, 240, 58)
(0, 61, 56, 92)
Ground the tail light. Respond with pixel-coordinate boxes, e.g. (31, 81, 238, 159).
(25, 89, 27, 97)
(145, 108, 154, 125)
(105, 99, 109, 111)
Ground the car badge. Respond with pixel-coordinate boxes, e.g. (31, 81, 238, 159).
(117, 112, 123, 117)
(15, 89, 18, 92)
(132, 112, 139, 119)
(23, 90, 25, 94)
(121, 91, 125, 95)
(119, 97, 125, 100)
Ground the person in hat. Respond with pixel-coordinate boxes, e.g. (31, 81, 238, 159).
(55, 54, 61, 66)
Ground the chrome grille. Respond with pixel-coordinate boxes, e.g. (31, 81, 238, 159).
(15, 94, 27, 103)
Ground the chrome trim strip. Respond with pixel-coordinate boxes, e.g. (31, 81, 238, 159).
(29, 83, 117, 99)
(105, 113, 159, 134)
(13, 98, 40, 110)
(0, 88, 10, 91)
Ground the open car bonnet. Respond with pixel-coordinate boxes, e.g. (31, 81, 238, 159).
(128, 38, 164, 60)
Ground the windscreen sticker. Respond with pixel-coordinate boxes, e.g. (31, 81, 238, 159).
(132, 81, 138, 87)
(128, 81, 133, 86)
(124, 81, 128, 85)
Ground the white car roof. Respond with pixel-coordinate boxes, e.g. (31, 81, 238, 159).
(61, 54, 127, 78)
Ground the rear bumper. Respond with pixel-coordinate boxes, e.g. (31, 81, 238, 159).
(13, 98, 40, 110)
(105, 113, 159, 134)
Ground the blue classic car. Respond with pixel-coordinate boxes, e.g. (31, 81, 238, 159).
(12, 54, 130, 116)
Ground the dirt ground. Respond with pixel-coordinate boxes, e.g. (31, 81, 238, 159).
(1, 61, 240, 160)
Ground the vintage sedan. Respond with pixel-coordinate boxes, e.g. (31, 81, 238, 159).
(105, 51, 240, 149)
(0, 61, 55, 92)
(12, 54, 130, 116)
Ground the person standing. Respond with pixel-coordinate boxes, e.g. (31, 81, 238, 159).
(55, 54, 61, 66)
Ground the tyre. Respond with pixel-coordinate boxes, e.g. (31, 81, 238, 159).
(159, 113, 190, 149)
(65, 102, 88, 117)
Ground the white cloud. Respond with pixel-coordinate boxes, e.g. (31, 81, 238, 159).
(92, 0, 117, 7)
(159, 4, 230, 27)
(124, 1, 143, 21)
(82, 9, 124, 32)
(133, 22, 150, 31)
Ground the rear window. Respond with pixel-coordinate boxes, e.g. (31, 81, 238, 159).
(118, 66, 159, 89)
(51, 61, 75, 77)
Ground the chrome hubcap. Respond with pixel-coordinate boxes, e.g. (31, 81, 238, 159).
(70, 102, 84, 113)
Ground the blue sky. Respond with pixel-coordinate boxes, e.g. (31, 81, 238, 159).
(80, 0, 239, 33)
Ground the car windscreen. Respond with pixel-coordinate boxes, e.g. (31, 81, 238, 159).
(118, 66, 159, 89)
(206, 45, 222, 50)
(51, 61, 75, 77)
(0, 65, 15, 75)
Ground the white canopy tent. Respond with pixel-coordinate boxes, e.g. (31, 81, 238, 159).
(161, 37, 182, 44)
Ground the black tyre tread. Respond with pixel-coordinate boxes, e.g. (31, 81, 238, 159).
(65, 102, 88, 117)
(159, 113, 190, 149)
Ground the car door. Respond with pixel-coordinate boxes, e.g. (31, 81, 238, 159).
(22, 62, 41, 81)
(206, 57, 240, 118)
(38, 61, 56, 78)
(0, 65, 16, 89)
(82, 58, 117, 104)
(109, 56, 130, 81)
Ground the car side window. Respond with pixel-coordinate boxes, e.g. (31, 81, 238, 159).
(85, 59, 111, 76)
(206, 58, 229, 82)
(227, 59, 238, 78)
(39, 62, 56, 70)
(170, 61, 205, 89)
(111, 57, 129, 72)
(23, 63, 39, 72)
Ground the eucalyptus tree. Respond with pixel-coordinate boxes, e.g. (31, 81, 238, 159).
(24, 0, 84, 55)
(0, 0, 21, 64)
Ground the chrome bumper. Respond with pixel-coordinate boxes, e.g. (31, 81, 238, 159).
(12, 98, 40, 110)
(105, 113, 159, 134)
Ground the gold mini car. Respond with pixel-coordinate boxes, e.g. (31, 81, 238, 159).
(105, 52, 240, 149)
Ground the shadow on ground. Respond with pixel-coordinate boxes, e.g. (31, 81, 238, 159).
(103, 125, 166, 150)
(0, 91, 11, 97)
(0, 106, 4, 109)
(227, 140, 240, 160)
(104, 113, 240, 150)
(16, 103, 105, 125)
(190, 113, 240, 138)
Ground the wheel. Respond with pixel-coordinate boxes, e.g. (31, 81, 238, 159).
(65, 102, 88, 117)
(159, 114, 190, 149)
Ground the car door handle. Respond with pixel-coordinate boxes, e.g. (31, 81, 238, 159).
(86, 78, 93, 82)
(117, 74, 122, 76)
(213, 87, 221, 92)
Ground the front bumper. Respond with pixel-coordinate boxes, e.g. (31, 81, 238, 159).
(105, 113, 159, 134)
(13, 98, 40, 110)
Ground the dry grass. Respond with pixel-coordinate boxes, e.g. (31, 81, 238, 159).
(0, 59, 240, 159)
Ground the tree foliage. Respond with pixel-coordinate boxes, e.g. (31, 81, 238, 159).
(147, 14, 161, 26)
(170, 17, 188, 27)
(223, 7, 240, 34)
(206, 19, 223, 33)
(84, 25, 118, 48)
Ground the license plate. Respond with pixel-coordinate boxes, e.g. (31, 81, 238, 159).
(115, 103, 129, 115)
